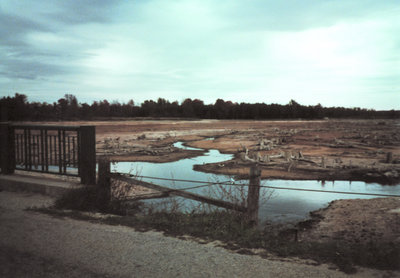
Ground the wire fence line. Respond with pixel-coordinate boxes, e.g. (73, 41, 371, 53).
(247, 185, 400, 198)
(115, 173, 232, 194)
(123, 173, 233, 185)
(115, 173, 400, 198)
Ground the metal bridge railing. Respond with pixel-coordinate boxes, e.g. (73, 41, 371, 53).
(0, 123, 96, 185)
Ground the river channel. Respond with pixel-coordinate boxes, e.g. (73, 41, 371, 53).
(114, 141, 400, 224)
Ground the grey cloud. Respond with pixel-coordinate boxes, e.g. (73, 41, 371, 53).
(46, 0, 121, 25)
(0, 0, 118, 82)
(0, 56, 74, 80)
(218, 0, 399, 31)
(0, 0, 121, 48)
(0, 12, 51, 47)
(0, 12, 61, 80)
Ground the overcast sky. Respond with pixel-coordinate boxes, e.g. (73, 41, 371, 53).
(1, 0, 399, 109)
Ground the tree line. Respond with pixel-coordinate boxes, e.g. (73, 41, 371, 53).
(0, 93, 398, 121)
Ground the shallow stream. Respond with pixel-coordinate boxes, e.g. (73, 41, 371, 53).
(113, 141, 400, 224)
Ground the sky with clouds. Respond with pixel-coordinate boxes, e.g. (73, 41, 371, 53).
(1, 0, 399, 109)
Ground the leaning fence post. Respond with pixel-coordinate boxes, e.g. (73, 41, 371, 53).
(0, 123, 15, 174)
(79, 125, 96, 185)
(247, 165, 261, 226)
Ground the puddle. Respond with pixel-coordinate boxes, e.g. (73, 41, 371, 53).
(113, 142, 400, 224)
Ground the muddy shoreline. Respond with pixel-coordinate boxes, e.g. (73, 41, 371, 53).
(297, 197, 400, 246)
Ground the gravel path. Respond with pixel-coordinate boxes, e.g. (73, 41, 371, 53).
(0, 191, 396, 278)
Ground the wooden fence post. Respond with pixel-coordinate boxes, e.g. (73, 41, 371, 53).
(247, 165, 261, 226)
(79, 125, 96, 185)
(98, 157, 111, 188)
(0, 123, 15, 174)
(98, 157, 111, 203)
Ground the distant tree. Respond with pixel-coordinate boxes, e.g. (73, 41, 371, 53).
(213, 99, 235, 119)
(57, 97, 68, 119)
(80, 103, 92, 119)
(287, 99, 301, 118)
(1, 93, 398, 121)
(141, 100, 157, 117)
(98, 100, 111, 117)
(121, 99, 135, 117)
(156, 98, 169, 116)
(110, 100, 122, 117)
(192, 99, 205, 117)
(9, 93, 28, 120)
(169, 101, 180, 117)
(313, 103, 323, 118)
(182, 98, 195, 117)
(65, 94, 79, 118)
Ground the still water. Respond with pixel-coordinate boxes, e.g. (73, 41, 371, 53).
(114, 142, 400, 224)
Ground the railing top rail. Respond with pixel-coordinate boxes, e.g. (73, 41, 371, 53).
(11, 124, 83, 131)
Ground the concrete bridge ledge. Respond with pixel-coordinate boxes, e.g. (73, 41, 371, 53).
(0, 174, 83, 197)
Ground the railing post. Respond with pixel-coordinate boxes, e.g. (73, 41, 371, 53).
(0, 123, 15, 174)
(79, 125, 96, 185)
(247, 165, 261, 226)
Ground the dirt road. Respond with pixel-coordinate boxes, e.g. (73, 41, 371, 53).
(1, 191, 394, 278)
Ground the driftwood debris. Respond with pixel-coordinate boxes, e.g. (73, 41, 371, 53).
(99, 140, 177, 156)
(238, 148, 318, 166)
(284, 151, 292, 162)
(258, 139, 273, 150)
